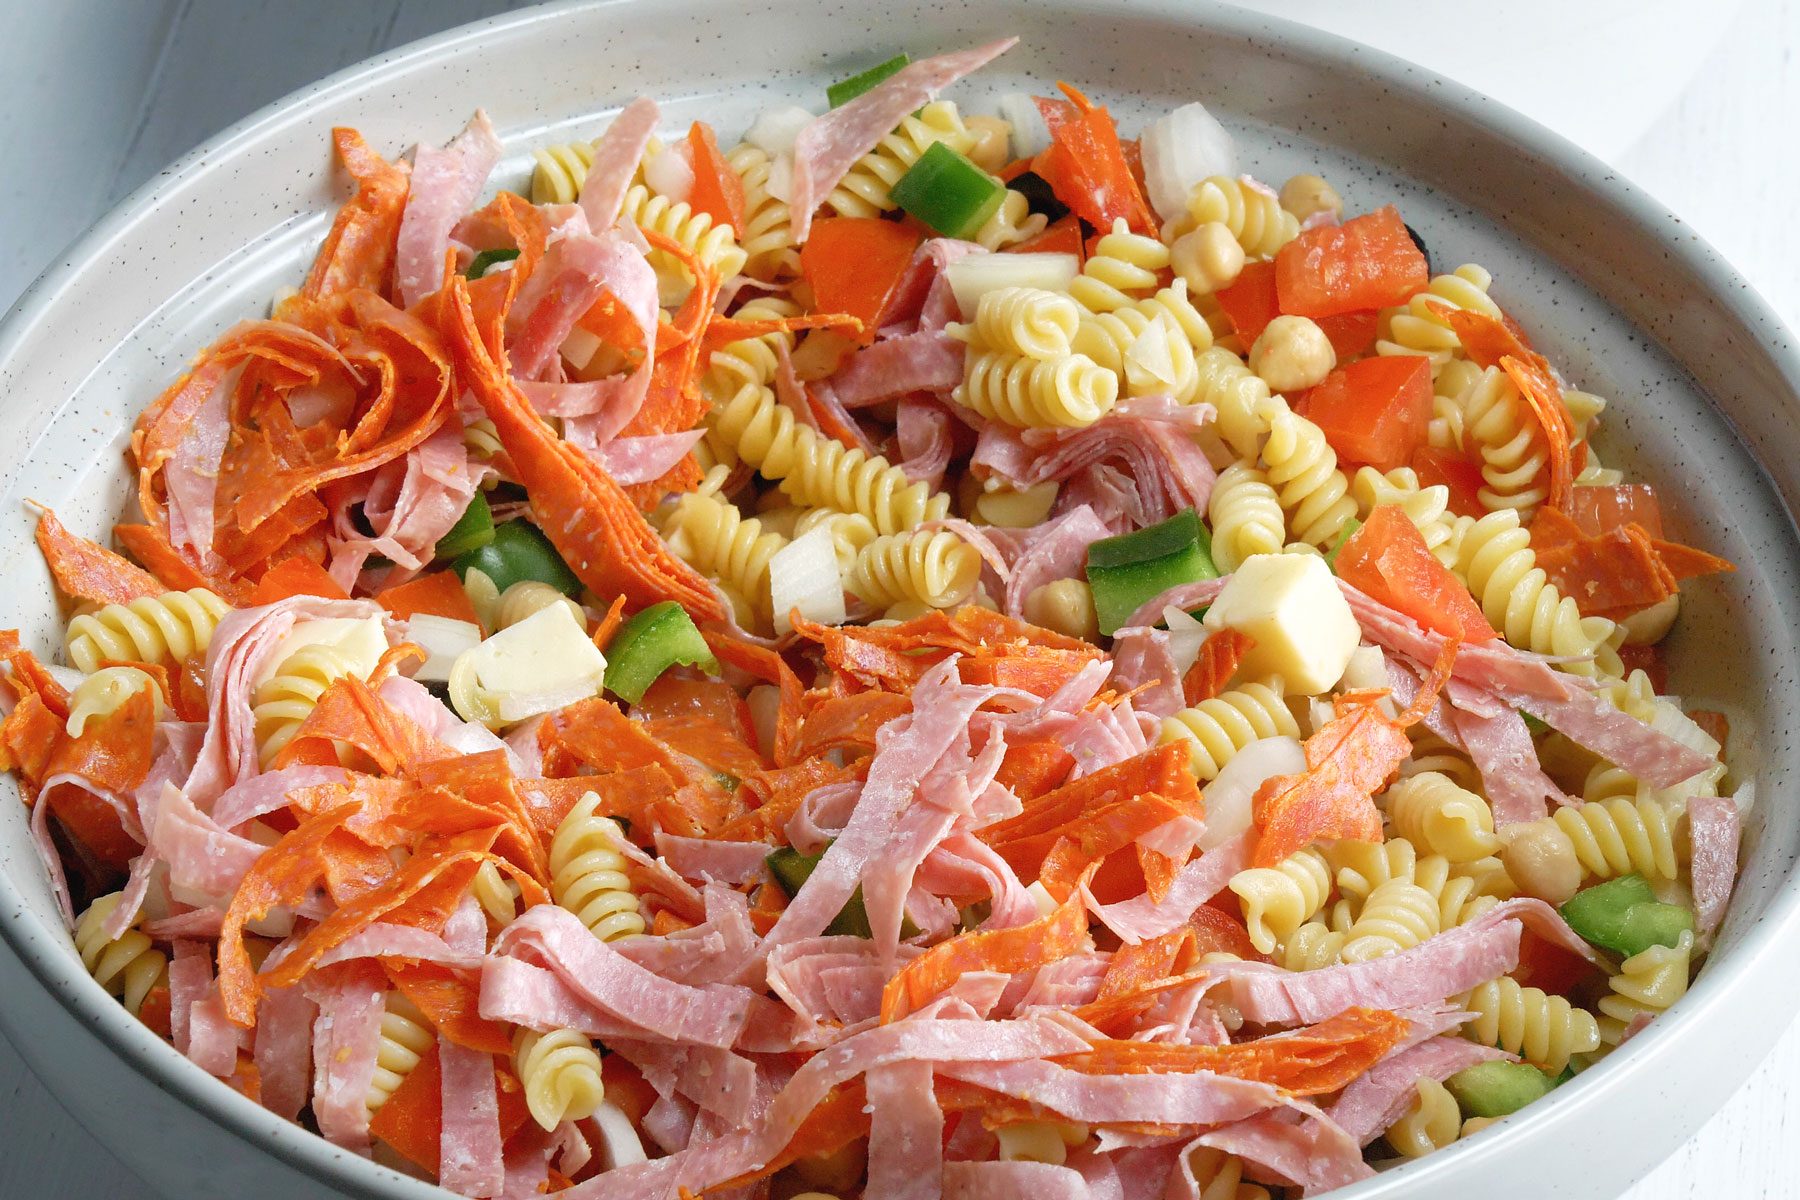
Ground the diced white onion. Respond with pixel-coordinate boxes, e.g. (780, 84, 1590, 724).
(1024, 880, 1059, 918)
(1200, 735, 1305, 850)
(745, 105, 816, 157)
(998, 92, 1049, 159)
(405, 614, 482, 684)
(746, 684, 782, 759)
(770, 526, 845, 634)
(592, 1100, 649, 1170)
(1141, 101, 1239, 225)
(643, 141, 695, 203)
(43, 664, 86, 692)
(765, 151, 794, 203)
(1160, 605, 1209, 678)
(560, 325, 604, 374)
(945, 252, 1080, 319)
(1124, 313, 1179, 390)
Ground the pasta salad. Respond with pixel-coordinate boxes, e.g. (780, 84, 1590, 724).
(3, 36, 1744, 1199)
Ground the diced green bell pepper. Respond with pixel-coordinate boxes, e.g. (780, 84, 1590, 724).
(1559, 874, 1693, 956)
(1085, 508, 1218, 635)
(466, 248, 521, 279)
(827, 53, 909, 107)
(603, 601, 721, 705)
(1614, 901, 1696, 957)
(765, 844, 918, 938)
(453, 519, 580, 597)
(889, 141, 1007, 240)
(1445, 1061, 1555, 1119)
(435, 492, 495, 561)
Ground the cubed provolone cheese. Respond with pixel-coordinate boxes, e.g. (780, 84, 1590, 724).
(1201, 553, 1359, 695)
(452, 603, 607, 723)
(256, 615, 390, 688)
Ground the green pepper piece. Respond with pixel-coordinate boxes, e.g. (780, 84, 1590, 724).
(888, 141, 1007, 240)
(1445, 1061, 1555, 1119)
(1085, 508, 1218, 635)
(765, 846, 821, 898)
(1323, 518, 1360, 572)
(1520, 711, 1550, 736)
(765, 845, 919, 938)
(1614, 901, 1696, 957)
(467, 248, 521, 279)
(827, 53, 910, 107)
(602, 601, 721, 705)
(435, 492, 495, 561)
(453, 519, 580, 598)
(1558, 874, 1658, 952)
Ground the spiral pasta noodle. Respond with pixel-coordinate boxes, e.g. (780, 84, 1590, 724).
(367, 993, 434, 1113)
(493, 580, 586, 633)
(1177, 176, 1299, 259)
(1329, 837, 1510, 928)
(663, 491, 789, 623)
(1455, 509, 1620, 677)
(471, 860, 520, 927)
(1461, 975, 1600, 1073)
(1596, 931, 1693, 1046)
(1340, 879, 1442, 962)
(66, 588, 232, 673)
(464, 416, 505, 462)
(1195, 346, 1287, 457)
(1388, 1078, 1464, 1158)
(1160, 680, 1299, 781)
(1072, 308, 1199, 403)
(827, 101, 975, 216)
(1208, 461, 1286, 571)
(956, 287, 1082, 360)
(973, 188, 1049, 251)
(1374, 265, 1502, 368)
(1384, 771, 1500, 863)
(65, 665, 163, 737)
(1229, 846, 1332, 954)
(252, 641, 369, 767)
(1069, 219, 1170, 313)
(1459, 366, 1549, 516)
(530, 140, 595, 205)
(1262, 408, 1357, 547)
(1281, 919, 1348, 971)
(847, 530, 982, 611)
(1351, 467, 1460, 567)
(1186, 1148, 1272, 1200)
(727, 142, 799, 280)
(705, 296, 803, 399)
(550, 792, 647, 942)
(1505, 797, 1685, 891)
(956, 349, 1120, 429)
(795, 507, 880, 574)
(514, 1026, 606, 1131)
(995, 1119, 1088, 1166)
(619, 183, 747, 286)
(74, 892, 167, 1016)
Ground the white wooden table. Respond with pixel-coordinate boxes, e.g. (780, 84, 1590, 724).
(0, 1, 1794, 1196)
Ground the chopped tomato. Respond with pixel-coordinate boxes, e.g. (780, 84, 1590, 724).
(247, 556, 348, 604)
(1005, 212, 1083, 258)
(1410, 445, 1487, 518)
(1213, 261, 1280, 342)
(1295, 355, 1432, 471)
(1275, 205, 1428, 318)
(1032, 86, 1157, 236)
(800, 218, 924, 346)
(1335, 505, 1496, 641)
(1568, 483, 1664, 539)
(1317, 309, 1380, 358)
(684, 121, 746, 235)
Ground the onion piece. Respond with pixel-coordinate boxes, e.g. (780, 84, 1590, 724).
(765, 151, 794, 203)
(1160, 605, 1209, 678)
(944, 252, 1079, 319)
(1200, 735, 1304, 850)
(592, 1100, 648, 1170)
(998, 92, 1049, 159)
(745, 105, 816, 157)
(1140, 101, 1239, 225)
(406, 613, 483, 684)
(642, 140, 695, 204)
(769, 526, 845, 634)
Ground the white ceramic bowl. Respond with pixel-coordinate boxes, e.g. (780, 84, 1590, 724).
(0, 2, 1795, 1197)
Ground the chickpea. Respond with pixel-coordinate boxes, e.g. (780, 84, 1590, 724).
(1024, 578, 1099, 642)
(974, 480, 1059, 527)
(1279, 173, 1343, 224)
(1250, 314, 1336, 393)
(964, 115, 1014, 174)
(1169, 221, 1246, 296)
(1499, 821, 1584, 906)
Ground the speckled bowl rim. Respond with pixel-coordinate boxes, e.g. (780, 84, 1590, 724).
(0, 1, 1797, 1197)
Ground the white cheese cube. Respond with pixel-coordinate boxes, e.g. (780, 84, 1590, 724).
(452, 603, 607, 723)
(257, 615, 389, 688)
(1201, 553, 1360, 695)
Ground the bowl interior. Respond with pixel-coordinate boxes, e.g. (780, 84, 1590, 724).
(0, 1, 1796, 1196)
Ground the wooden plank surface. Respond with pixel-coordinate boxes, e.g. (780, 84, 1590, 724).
(0, 0, 1793, 1196)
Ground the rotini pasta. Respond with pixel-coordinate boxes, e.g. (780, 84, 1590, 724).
(847, 530, 982, 611)
(1596, 931, 1693, 1046)
(1194, 345, 1287, 457)
(493, 580, 586, 633)
(74, 892, 166, 1016)
(1072, 308, 1199, 403)
(794, 507, 880, 573)
(726, 142, 799, 280)
(1383, 771, 1500, 863)
(972, 188, 1049, 251)
(1458, 366, 1549, 517)
(65, 665, 163, 737)
(251, 641, 369, 767)
(663, 491, 789, 623)
(955, 349, 1119, 429)
(1351, 466, 1460, 567)
(1388, 1078, 1463, 1158)
(1262, 408, 1357, 548)
(1208, 460, 1286, 572)
(66, 588, 232, 673)
(550, 792, 647, 942)
(1500, 797, 1684, 896)
(1461, 975, 1601, 1073)
(1374, 265, 1502, 369)
(1177, 176, 1299, 259)
(1455, 509, 1621, 677)
(471, 860, 520, 928)
(995, 1120, 1087, 1165)
(367, 993, 434, 1112)
(1340, 879, 1441, 962)
(1281, 919, 1348, 971)
(828, 101, 974, 216)
(530, 140, 595, 205)
(1229, 845, 1333, 954)
(955, 287, 1082, 360)
(513, 1026, 605, 1131)
(1069, 219, 1169, 313)
(1159, 680, 1299, 781)
(1186, 1148, 1273, 1200)
(619, 183, 747, 294)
